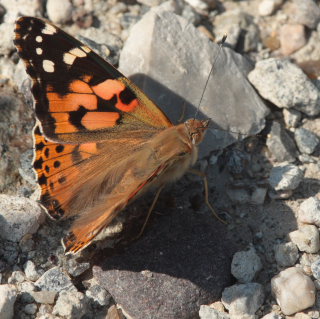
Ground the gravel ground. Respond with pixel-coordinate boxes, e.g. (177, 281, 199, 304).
(1, 0, 320, 318)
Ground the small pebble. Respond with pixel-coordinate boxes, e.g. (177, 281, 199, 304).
(8, 270, 25, 284)
(24, 260, 40, 281)
(280, 24, 306, 56)
(268, 163, 304, 191)
(311, 259, 320, 280)
(274, 242, 299, 267)
(46, 0, 73, 24)
(294, 127, 319, 155)
(85, 284, 111, 306)
(221, 283, 264, 316)
(53, 291, 88, 318)
(289, 225, 320, 253)
(199, 305, 230, 319)
(231, 247, 262, 283)
(66, 259, 90, 277)
(298, 197, 320, 227)
(258, 0, 283, 16)
(24, 303, 37, 315)
(271, 267, 315, 315)
(283, 108, 301, 128)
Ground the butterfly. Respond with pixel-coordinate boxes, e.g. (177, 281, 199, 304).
(14, 16, 211, 254)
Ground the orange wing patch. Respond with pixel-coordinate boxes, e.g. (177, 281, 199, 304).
(33, 125, 99, 220)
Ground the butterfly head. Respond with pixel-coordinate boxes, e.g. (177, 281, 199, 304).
(185, 118, 210, 145)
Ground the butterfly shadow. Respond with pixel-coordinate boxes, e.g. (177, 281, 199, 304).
(87, 74, 240, 298)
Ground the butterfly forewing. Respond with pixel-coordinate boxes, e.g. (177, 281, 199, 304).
(14, 17, 172, 144)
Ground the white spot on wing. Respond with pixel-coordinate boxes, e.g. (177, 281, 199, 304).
(43, 60, 55, 73)
(36, 48, 43, 55)
(42, 24, 57, 35)
(69, 47, 87, 57)
(36, 36, 43, 43)
(63, 52, 76, 65)
(81, 46, 91, 53)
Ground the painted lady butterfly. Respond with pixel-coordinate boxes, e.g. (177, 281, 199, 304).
(14, 16, 212, 254)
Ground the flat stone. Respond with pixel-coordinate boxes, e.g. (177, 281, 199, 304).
(268, 163, 304, 191)
(31, 291, 57, 304)
(271, 267, 316, 315)
(35, 267, 77, 293)
(199, 305, 230, 319)
(119, 9, 269, 157)
(248, 58, 320, 116)
(93, 208, 234, 319)
(0, 195, 45, 242)
(311, 258, 320, 280)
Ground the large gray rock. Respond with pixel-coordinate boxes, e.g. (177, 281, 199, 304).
(119, 10, 269, 157)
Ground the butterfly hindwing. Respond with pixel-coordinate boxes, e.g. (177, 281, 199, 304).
(14, 16, 172, 144)
(33, 124, 101, 220)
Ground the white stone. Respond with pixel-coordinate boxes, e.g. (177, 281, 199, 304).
(259, 0, 283, 16)
(268, 163, 304, 191)
(221, 283, 264, 316)
(46, 0, 73, 24)
(0, 285, 17, 319)
(0, 195, 45, 242)
(231, 247, 262, 283)
(8, 270, 25, 284)
(289, 225, 320, 253)
(274, 242, 299, 267)
(248, 58, 320, 116)
(271, 267, 315, 315)
(299, 197, 320, 227)
(53, 291, 88, 318)
(24, 260, 40, 281)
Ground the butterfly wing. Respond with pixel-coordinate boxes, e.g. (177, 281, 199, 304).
(14, 17, 172, 145)
(14, 17, 176, 253)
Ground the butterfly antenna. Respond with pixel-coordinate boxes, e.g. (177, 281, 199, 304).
(194, 34, 227, 119)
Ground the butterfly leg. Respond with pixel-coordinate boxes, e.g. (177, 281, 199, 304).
(134, 185, 164, 240)
(188, 169, 227, 224)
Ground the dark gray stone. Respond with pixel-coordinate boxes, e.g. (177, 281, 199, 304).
(266, 121, 297, 162)
(93, 208, 234, 319)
